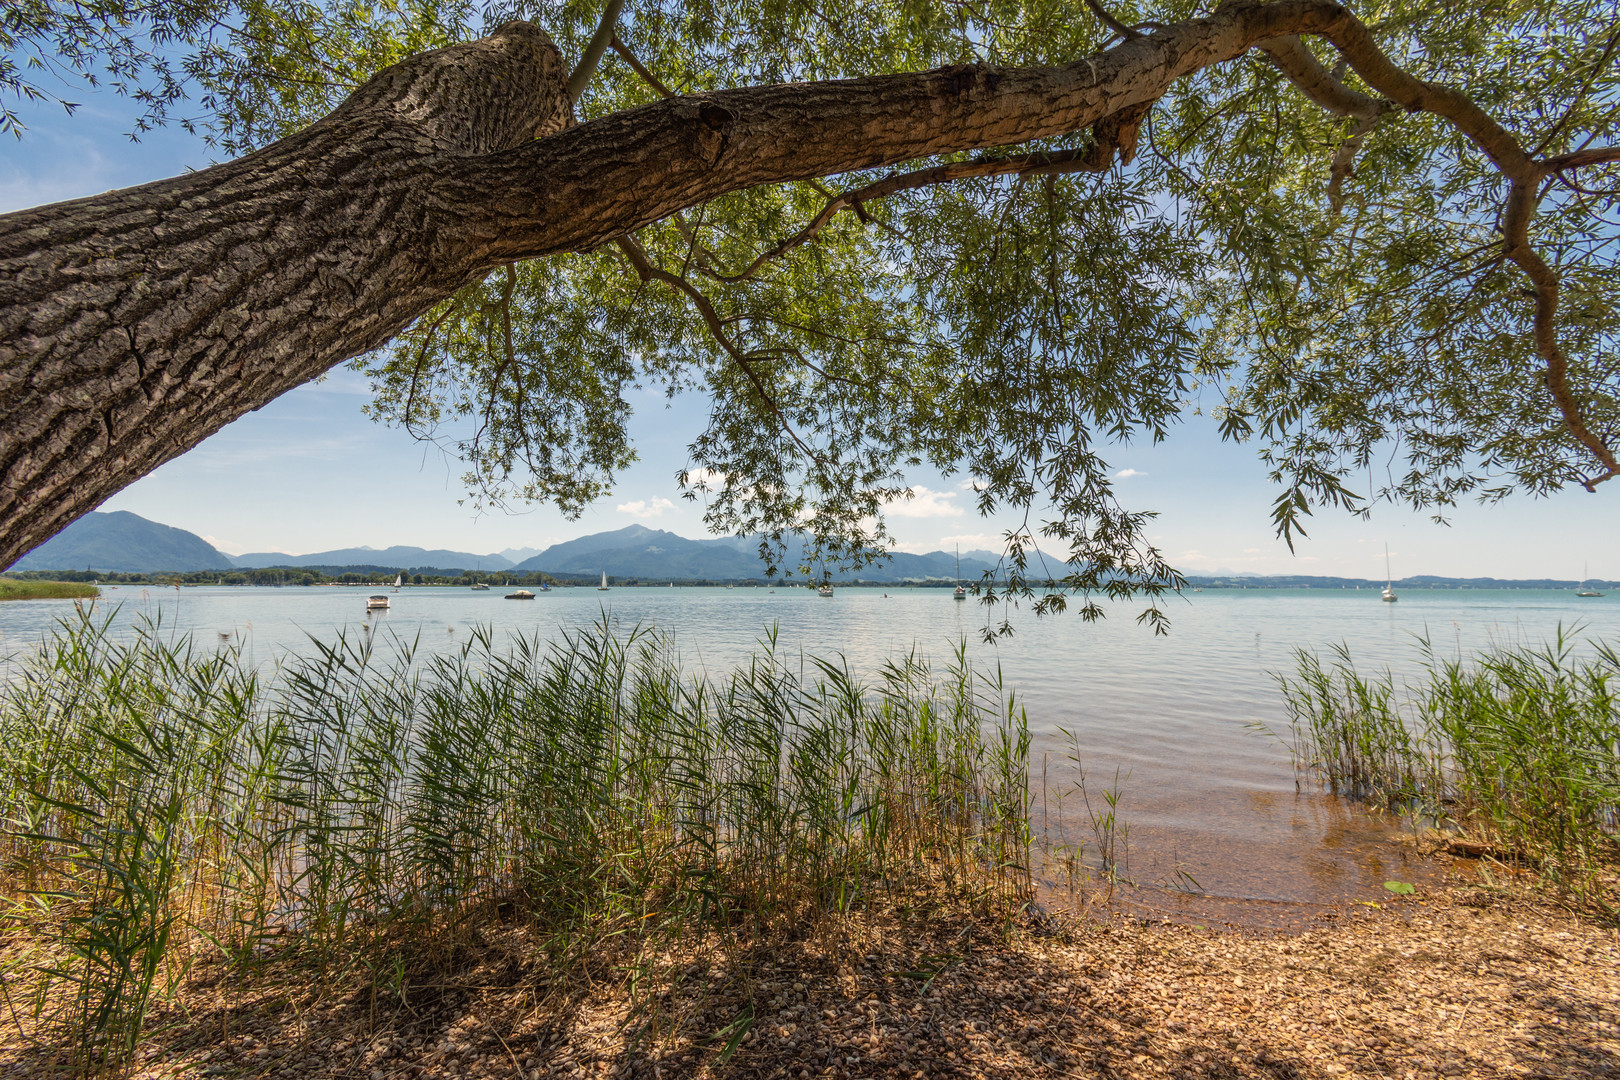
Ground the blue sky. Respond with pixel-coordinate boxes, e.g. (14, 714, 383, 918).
(6, 86, 1618, 580)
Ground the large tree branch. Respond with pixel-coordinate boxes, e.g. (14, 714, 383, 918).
(0, 0, 1613, 569)
(1267, 23, 1618, 489)
(697, 111, 1150, 284)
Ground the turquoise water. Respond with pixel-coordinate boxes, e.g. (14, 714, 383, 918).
(5, 584, 1614, 927)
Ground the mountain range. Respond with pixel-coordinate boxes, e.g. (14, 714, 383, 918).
(508, 525, 998, 582)
(10, 512, 1612, 588)
(6, 513, 996, 582)
(231, 546, 520, 571)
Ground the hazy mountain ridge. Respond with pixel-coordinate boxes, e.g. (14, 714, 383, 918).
(231, 546, 517, 570)
(514, 525, 999, 583)
(8, 511, 234, 572)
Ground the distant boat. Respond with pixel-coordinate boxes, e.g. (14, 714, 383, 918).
(539, 582, 552, 592)
(366, 594, 390, 610)
(470, 582, 490, 590)
(1382, 544, 1398, 603)
(505, 589, 535, 600)
(817, 583, 834, 597)
(953, 545, 967, 601)
(1576, 563, 1604, 597)
(393, 573, 402, 593)
(598, 572, 610, 591)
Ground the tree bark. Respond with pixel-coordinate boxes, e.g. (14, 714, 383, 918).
(0, 0, 1371, 566)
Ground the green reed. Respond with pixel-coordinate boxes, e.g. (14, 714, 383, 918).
(1275, 629, 1620, 890)
(0, 611, 1031, 1070)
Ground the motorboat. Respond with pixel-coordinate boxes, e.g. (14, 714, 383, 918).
(470, 582, 490, 591)
(366, 594, 390, 610)
(817, 583, 834, 597)
(505, 589, 535, 600)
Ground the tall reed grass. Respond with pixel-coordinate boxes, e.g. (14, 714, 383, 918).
(1275, 630, 1620, 891)
(0, 612, 1031, 1072)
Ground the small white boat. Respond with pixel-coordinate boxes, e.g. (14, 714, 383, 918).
(597, 572, 610, 591)
(1381, 544, 1398, 603)
(366, 594, 390, 610)
(953, 545, 967, 600)
(817, 583, 834, 597)
(393, 573, 403, 593)
(1576, 562, 1604, 597)
(470, 582, 490, 591)
(505, 589, 535, 600)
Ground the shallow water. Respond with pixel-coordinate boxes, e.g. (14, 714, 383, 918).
(5, 583, 1614, 927)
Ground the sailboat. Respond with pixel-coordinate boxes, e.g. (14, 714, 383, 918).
(393, 573, 402, 593)
(1381, 544, 1398, 603)
(953, 545, 966, 601)
(597, 571, 610, 591)
(1576, 563, 1604, 597)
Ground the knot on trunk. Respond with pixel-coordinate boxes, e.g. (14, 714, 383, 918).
(335, 20, 572, 154)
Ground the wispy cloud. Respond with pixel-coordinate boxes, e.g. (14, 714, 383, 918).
(681, 467, 727, 489)
(884, 486, 964, 519)
(617, 497, 675, 519)
(1113, 468, 1146, 479)
(200, 534, 248, 556)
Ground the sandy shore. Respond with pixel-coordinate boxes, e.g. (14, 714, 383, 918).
(5, 873, 1617, 1079)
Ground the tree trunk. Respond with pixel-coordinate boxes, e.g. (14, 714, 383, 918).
(0, 0, 1349, 567)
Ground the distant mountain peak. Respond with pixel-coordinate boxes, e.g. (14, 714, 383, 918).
(8, 511, 234, 573)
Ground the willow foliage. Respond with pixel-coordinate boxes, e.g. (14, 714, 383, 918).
(11, 1, 1618, 626)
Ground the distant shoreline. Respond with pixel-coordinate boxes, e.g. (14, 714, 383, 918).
(3, 569, 1610, 592)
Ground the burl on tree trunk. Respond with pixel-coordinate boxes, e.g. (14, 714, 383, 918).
(1, 0, 1606, 568)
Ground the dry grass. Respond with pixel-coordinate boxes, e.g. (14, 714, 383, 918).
(4, 862, 1616, 1079)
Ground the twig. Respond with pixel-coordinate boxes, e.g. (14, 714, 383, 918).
(609, 35, 676, 99)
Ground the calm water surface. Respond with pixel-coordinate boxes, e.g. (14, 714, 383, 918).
(5, 583, 1615, 928)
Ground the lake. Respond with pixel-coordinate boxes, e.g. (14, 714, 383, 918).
(4, 582, 1614, 928)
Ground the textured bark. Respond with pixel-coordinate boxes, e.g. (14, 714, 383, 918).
(0, 0, 1464, 565)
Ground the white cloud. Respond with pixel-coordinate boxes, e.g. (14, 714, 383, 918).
(201, 534, 248, 556)
(884, 486, 964, 519)
(1113, 468, 1146, 479)
(681, 467, 728, 490)
(617, 497, 675, 519)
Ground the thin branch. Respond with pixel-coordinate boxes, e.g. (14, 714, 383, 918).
(471, 263, 522, 453)
(698, 120, 1149, 284)
(1542, 146, 1620, 173)
(609, 35, 675, 99)
(613, 235, 821, 462)
(402, 302, 458, 438)
(1259, 35, 1386, 212)
(1082, 0, 1143, 41)
(565, 0, 626, 103)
